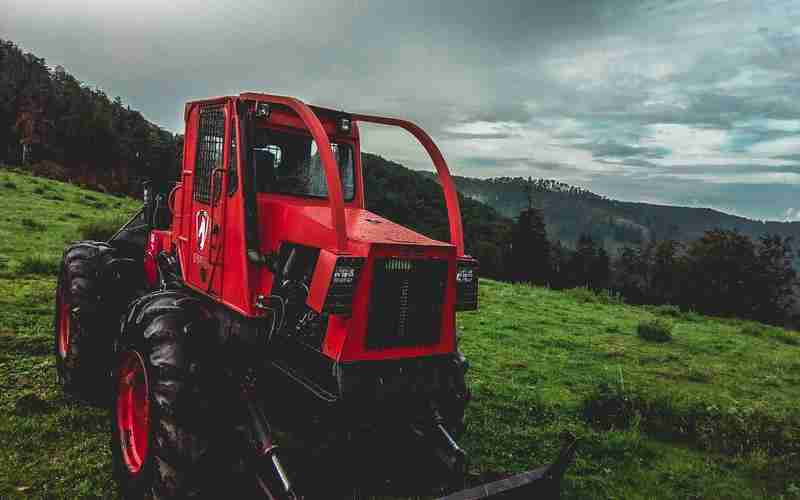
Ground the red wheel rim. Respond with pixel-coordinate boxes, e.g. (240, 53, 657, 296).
(116, 351, 151, 475)
(57, 287, 71, 358)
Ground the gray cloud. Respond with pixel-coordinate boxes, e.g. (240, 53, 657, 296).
(579, 141, 671, 160)
(1, 0, 799, 220)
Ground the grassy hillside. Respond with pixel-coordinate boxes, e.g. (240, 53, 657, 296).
(1, 169, 799, 498)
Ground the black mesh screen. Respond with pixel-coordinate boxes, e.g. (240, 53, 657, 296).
(194, 106, 225, 205)
(366, 258, 447, 349)
(228, 115, 238, 196)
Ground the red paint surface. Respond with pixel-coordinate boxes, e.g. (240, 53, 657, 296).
(116, 351, 150, 475)
(165, 93, 471, 362)
(57, 286, 70, 358)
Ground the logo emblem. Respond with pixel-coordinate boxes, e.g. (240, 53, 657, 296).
(196, 210, 209, 251)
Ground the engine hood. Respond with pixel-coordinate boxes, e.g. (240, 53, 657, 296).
(257, 197, 454, 252)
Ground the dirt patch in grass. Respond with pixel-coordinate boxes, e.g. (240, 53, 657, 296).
(20, 218, 46, 231)
(14, 394, 54, 416)
(17, 255, 60, 276)
(0, 333, 51, 362)
(582, 381, 800, 459)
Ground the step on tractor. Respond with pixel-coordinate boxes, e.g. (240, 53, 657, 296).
(54, 93, 575, 499)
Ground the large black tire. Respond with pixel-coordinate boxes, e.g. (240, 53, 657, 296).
(54, 241, 121, 400)
(112, 290, 224, 499)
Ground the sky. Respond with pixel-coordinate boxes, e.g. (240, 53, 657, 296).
(2, 0, 799, 221)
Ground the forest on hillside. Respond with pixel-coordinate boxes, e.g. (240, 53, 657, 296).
(0, 39, 181, 195)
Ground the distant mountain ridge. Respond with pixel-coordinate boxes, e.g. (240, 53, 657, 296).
(422, 173, 800, 253)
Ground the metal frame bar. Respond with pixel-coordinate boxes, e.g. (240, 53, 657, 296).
(352, 113, 466, 256)
(240, 92, 348, 251)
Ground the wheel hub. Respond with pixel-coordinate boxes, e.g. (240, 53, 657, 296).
(116, 351, 150, 474)
(57, 289, 71, 358)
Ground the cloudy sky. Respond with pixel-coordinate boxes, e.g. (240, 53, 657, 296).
(3, 0, 799, 221)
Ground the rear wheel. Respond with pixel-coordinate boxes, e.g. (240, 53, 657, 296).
(112, 291, 221, 499)
(54, 241, 119, 400)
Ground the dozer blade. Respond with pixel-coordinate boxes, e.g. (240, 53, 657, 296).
(437, 436, 577, 500)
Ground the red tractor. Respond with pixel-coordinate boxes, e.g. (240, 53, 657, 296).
(54, 93, 574, 499)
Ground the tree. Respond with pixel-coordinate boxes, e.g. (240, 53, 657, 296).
(510, 205, 550, 285)
(549, 240, 571, 289)
(685, 229, 759, 317)
(649, 239, 684, 305)
(566, 234, 610, 290)
(753, 235, 797, 324)
(593, 246, 611, 290)
(613, 245, 648, 303)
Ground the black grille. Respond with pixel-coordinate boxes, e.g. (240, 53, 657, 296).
(366, 258, 448, 349)
(194, 106, 225, 205)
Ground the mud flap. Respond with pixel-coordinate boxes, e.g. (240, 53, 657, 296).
(437, 436, 577, 500)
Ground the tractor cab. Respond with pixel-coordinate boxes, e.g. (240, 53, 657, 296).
(157, 94, 478, 370)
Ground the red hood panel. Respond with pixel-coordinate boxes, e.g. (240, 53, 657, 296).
(302, 206, 452, 247)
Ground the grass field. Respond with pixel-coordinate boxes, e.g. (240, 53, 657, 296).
(1, 168, 799, 499)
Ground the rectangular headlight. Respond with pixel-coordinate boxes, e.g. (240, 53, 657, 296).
(324, 257, 364, 314)
(455, 259, 478, 311)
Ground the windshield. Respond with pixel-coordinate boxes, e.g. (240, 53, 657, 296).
(252, 128, 355, 201)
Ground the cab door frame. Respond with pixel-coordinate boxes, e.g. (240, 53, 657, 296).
(184, 101, 231, 296)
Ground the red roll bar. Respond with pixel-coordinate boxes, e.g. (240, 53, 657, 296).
(352, 114, 465, 256)
(238, 94, 466, 256)
(240, 93, 348, 251)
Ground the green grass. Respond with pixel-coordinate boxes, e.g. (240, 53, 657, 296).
(1, 168, 799, 498)
(0, 169, 138, 498)
(458, 282, 800, 499)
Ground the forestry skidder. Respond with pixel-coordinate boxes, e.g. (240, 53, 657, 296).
(54, 93, 575, 499)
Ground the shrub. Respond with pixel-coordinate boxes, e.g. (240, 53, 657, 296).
(77, 217, 125, 241)
(637, 319, 673, 342)
(566, 287, 624, 305)
(768, 329, 800, 346)
(686, 365, 714, 383)
(740, 324, 766, 337)
(740, 324, 799, 345)
(18, 255, 60, 275)
(583, 382, 800, 460)
(2, 181, 16, 189)
(582, 380, 639, 430)
(652, 304, 682, 317)
(28, 160, 69, 181)
(20, 217, 46, 232)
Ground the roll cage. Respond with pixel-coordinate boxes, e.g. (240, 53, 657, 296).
(236, 92, 466, 256)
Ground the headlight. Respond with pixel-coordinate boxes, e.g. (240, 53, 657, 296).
(324, 257, 364, 314)
(332, 266, 356, 285)
(455, 259, 478, 311)
(456, 267, 474, 283)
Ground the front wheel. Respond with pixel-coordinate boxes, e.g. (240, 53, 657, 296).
(112, 291, 219, 499)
